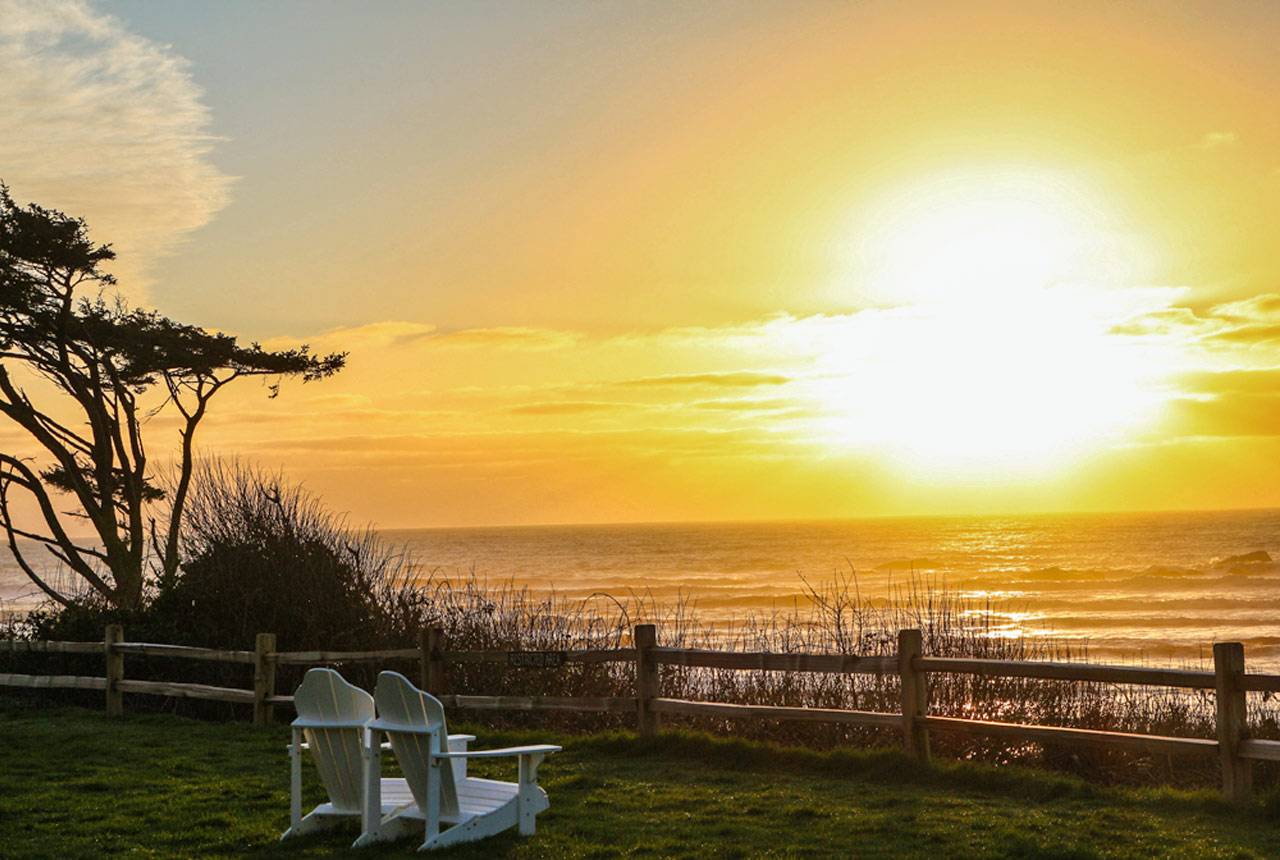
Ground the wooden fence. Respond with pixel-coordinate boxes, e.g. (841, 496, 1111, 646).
(4, 624, 1280, 803)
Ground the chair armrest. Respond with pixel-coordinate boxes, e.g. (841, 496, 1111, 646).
(291, 717, 370, 730)
(433, 744, 561, 759)
(448, 734, 477, 744)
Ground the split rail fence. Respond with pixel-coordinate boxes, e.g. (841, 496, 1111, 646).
(4, 625, 1279, 803)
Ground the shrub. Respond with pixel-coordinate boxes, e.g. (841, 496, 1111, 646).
(24, 461, 429, 652)
(147, 460, 427, 650)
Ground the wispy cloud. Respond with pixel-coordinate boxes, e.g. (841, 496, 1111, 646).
(1111, 293, 1280, 343)
(691, 397, 799, 413)
(507, 401, 632, 416)
(1180, 369, 1280, 396)
(0, 0, 232, 294)
(429, 327, 583, 351)
(617, 371, 791, 389)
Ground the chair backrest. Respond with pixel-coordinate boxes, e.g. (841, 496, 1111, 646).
(292, 668, 374, 813)
(374, 671, 458, 817)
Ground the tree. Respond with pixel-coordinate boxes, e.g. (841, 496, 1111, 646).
(0, 185, 345, 609)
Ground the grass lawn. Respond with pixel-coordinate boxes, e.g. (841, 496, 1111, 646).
(1, 702, 1278, 858)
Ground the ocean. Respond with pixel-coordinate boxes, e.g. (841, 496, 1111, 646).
(5, 508, 1279, 668)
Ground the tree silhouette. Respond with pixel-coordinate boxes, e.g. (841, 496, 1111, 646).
(0, 185, 345, 609)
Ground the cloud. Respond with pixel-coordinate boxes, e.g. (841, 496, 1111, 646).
(243, 426, 804, 463)
(1109, 308, 1206, 339)
(1180, 369, 1280, 396)
(1110, 294, 1280, 348)
(429, 326, 582, 350)
(1162, 368, 1280, 439)
(1205, 324, 1280, 345)
(0, 0, 232, 294)
(691, 398, 798, 413)
(617, 371, 791, 389)
(507, 401, 631, 416)
(1210, 294, 1280, 321)
(1165, 394, 1280, 438)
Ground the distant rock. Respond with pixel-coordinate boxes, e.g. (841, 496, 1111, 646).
(1214, 550, 1272, 566)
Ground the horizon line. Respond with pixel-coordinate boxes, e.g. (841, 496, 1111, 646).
(371, 503, 1280, 533)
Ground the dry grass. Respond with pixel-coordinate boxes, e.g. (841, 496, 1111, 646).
(391, 567, 1279, 786)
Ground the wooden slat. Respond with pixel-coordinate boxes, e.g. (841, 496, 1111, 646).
(269, 648, 420, 665)
(439, 648, 636, 665)
(569, 648, 637, 664)
(921, 716, 1218, 756)
(110, 642, 255, 664)
(1239, 739, 1280, 762)
(115, 679, 255, 704)
(267, 694, 296, 707)
(916, 657, 1216, 689)
(1241, 674, 1280, 693)
(440, 650, 518, 664)
(438, 694, 636, 713)
(651, 697, 901, 728)
(0, 672, 107, 690)
(0, 640, 102, 654)
(652, 648, 897, 674)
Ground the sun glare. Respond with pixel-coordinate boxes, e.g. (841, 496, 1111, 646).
(815, 167, 1171, 477)
(854, 167, 1140, 305)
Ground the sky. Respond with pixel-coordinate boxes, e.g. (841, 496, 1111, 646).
(4, 0, 1280, 527)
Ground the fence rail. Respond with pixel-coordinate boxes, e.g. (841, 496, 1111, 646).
(115, 678, 256, 704)
(3, 624, 1280, 803)
(440, 648, 636, 665)
(112, 643, 256, 664)
(652, 647, 897, 674)
(0, 672, 108, 690)
(0, 640, 104, 655)
(915, 656, 1217, 689)
(651, 697, 902, 729)
(919, 715, 1219, 757)
(269, 648, 419, 665)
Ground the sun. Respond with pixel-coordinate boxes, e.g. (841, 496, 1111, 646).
(853, 166, 1144, 306)
(812, 167, 1172, 477)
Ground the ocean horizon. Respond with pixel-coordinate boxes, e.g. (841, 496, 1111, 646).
(7, 507, 1279, 669)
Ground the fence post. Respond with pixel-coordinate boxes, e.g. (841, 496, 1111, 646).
(104, 624, 123, 717)
(898, 628, 930, 763)
(635, 623, 659, 737)
(1214, 641, 1251, 803)
(253, 633, 277, 726)
(420, 626, 445, 695)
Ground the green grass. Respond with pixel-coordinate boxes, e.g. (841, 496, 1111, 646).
(1, 702, 1278, 858)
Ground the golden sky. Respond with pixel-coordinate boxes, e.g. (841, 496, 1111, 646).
(4, 1, 1280, 526)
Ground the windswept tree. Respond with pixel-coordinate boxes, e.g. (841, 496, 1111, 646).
(0, 186, 345, 609)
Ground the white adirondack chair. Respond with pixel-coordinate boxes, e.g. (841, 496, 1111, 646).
(281, 668, 476, 845)
(364, 671, 561, 851)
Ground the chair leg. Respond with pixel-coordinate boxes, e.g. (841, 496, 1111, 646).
(517, 753, 546, 836)
(360, 728, 382, 843)
(282, 731, 304, 841)
(422, 738, 442, 848)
